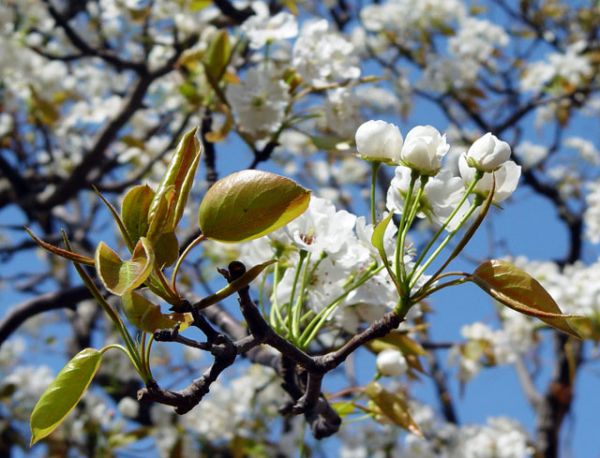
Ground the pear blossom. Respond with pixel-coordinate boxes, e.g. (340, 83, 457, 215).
(355, 120, 403, 164)
(387, 166, 469, 230)
(465, 132, 512, 172)
(284, 196, 357, 256)
(226, 65, 290, 137)
(241, 9, 298, 49)
(565, 136, 600, 165)
(449, 18, 509, 63)
(516, 141, 548, 169)
(322, 87, 363, 139)
(459, 154, 521, 203)
(400, 125, 449, 175)
(376, 349, 408, 376)
(292, 19, 360, 87)
(585, 180, 600, 243)
(521, 41, 592, 93)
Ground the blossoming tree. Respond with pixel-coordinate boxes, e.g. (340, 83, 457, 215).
(0, 1, 599, 457)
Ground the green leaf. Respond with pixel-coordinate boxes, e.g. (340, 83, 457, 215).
(30, 348, 102, 445)
(122, 291, 191, 333)
(202, 30, 232, 83)
(194, 260, 276, 309)
(198, 170, 311, 243)
(121, 184, 155, 244)
(148, 127, 202, 231)
(95, 238, 155, 296)
(371, 212, 394, 254)
(363, 382, 422, 436)
(25, 228, 95, 266)
(154, 231, 179, 268)
(147, 186, 176, 241)
(470, 260, 581, 338)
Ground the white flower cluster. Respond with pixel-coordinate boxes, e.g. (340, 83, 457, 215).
(356, 120, 521, 230)
(236, 196, 418, 332)
(585, 179, 600, 243)
(340, 403, 533, 458)
(405, 406, 533, 458)
(521, 41, 593, 93)
(180, 364, 297, 452)
(292, 19, 361, 87)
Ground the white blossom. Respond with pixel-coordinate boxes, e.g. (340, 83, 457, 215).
(376, 349, 408, 376)
(226, 65, 290, 137)
(355, 120, 403, 164)
(516, 141, 548, 169)
(241, 9, 298, 49)
(459, 154, 521, 203)
(585, 180, 600, 243)
(387, 166, 469, 230)
(292, 19, 360, 87)
(400, 125, 449, 176)
(466, 132, 512, 172)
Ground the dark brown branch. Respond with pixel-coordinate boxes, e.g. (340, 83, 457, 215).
(0, 286, 92, 347)
(42, 0, 146, 72)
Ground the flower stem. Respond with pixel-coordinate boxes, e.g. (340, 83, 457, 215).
(410, 175, 481, 280)
(409, 201, 479, 291)
(394, 172, 418, 281)
(370, 161, 381, 225)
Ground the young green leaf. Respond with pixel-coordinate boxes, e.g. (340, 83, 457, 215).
(121, 184, 155, 244)
(470, 259, 580, 338)
(30, 348, 102, 445)
(198, 170, 311, 243)
(95, 238, 155, 296)
(148, 127, 202, 230)
(202, 30, 232, 84)
(122, 291, 191, 333)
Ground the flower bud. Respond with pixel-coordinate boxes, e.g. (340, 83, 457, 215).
(376, 349, 408, 377)
(459, 154, 521, 203)
(400, 125, 449, 176)
(466, 132, 511, 172)
(355, 120, 403, 164)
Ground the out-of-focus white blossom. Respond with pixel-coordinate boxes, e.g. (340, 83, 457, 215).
(241, 8, 298, 49)
(376, 349, 408, 376)
(565, 136, 600, 165)
(292, 19, 360, 87)
(322, 87, 363, 139)
(585, 180, 600, 243)
(449, 18, 509, 63)
(226, 65, 290, 137)
(516, 141, 549, 169)
(521, 41, 592, 93)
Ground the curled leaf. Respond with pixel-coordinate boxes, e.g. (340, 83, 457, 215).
(470, 259, 580, 338)
(198, 170, 311, 243)
(194, 260, 276, 309)
(30, 348, 102, 445)
(95, 238, 155, 296)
